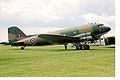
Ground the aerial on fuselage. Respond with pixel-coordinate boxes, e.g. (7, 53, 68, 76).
(7, 23, 111, 50)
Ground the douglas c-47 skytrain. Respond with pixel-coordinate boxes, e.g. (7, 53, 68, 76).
(8, 23, 111, 50)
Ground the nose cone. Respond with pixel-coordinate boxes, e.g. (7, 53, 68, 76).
(105, 27, 111, 32)
(100, 27, 111, 33)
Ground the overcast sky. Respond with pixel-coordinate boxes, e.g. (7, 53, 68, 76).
(0, 0, 115, 42)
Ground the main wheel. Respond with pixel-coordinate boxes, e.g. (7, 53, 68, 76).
(76, 45, 79, 50)
(78, 45, 82, 50)
(76, 45, 82, 50)
(83, 45, 90, 50)
(86, 45, 90, 50)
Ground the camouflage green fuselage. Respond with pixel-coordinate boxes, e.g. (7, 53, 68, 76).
(47, 23, 110, 41)
(8, 23, 111, 46)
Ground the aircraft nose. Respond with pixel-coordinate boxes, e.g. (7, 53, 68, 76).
(105, 27, 111, 32)
(100, 27, 111, 33)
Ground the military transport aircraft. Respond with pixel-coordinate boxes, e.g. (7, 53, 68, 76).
(7, 23, 111, 50)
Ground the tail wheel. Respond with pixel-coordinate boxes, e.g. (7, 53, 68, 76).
(21, 46, 25, 50)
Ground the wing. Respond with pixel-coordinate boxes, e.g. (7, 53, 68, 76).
(38, 34, 80, 44)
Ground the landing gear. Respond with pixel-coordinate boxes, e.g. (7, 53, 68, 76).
(64, 43, 68, 50)
(76, 45, 82, 50)
(20, 46, 25, 50)
(64, 43, 90, 50)
(75, 44, 90, 50)
(83, 45, 90, 50)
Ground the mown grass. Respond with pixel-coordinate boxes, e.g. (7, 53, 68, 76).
(0, 45, 115, 77)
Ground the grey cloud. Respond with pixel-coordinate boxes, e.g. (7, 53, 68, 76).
(0, 0, 115, 28)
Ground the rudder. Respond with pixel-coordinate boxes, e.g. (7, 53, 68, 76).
(8, 26, 26, 43)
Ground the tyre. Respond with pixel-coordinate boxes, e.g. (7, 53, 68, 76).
(21, 47, 24, 50)
(84, 45, 90, 50)
(76, 45, 79, 50)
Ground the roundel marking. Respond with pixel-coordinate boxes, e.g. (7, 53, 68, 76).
(30, 38, 36, 45)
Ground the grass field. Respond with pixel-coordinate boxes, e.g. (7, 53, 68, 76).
(0, 45, 115, 77)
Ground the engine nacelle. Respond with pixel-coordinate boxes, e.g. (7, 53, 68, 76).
(80, 35, 93, 41)
(74, 32, 93, 41)
(75, 32, 92, 37)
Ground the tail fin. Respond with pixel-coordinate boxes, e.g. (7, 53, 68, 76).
(8, 26, 26, 43)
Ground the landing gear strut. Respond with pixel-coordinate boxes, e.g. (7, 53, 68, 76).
(75, 44, 90, 50)
(64, 43, 67, 50)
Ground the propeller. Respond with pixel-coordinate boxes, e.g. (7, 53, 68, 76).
(91, 33, 101, 46)
(98, 37, 101, 45)
(102, 35, 106, 46)
(98, 35, 106, 46)
(95, 36, 102, 46)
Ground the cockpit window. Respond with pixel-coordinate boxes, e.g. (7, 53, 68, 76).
(98, 24, 104, 27)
